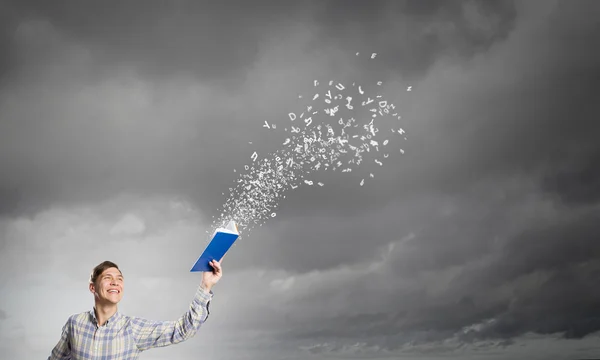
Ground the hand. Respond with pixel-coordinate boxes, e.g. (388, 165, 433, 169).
(201, 259, 222, 293)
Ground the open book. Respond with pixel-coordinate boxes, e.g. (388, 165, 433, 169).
(190, 220, 239, 272)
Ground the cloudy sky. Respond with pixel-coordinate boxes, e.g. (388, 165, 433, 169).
(1, 0, 600, 359)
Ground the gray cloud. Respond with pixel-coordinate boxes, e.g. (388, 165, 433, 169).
(2, 1, 600, 359)
(312, 0, 518, 80)
(260, 194, 600, 353)
(2, 1, 518, 82)
(2, 1, 297, 82)
(0, 0, 547, 220)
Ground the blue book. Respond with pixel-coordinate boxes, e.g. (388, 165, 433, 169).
(190, 220, 239, 272)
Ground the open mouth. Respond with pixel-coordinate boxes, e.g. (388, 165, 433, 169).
(108, 289, 120, 294)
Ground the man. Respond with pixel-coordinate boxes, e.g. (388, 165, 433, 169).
(48, 259, 222, 359)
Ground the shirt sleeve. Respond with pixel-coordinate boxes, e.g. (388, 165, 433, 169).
(47, 318, 72, 360)
(132, 285, 213, 351)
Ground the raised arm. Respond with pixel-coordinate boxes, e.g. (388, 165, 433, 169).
(133, 285, 213, 350)
(48, 318, 72, 360)
(134, 259, 222, 351)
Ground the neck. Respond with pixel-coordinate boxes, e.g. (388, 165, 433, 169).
(94, 302, 118, 327)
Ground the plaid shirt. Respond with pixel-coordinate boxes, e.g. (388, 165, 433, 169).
(48, 286, 213, 360)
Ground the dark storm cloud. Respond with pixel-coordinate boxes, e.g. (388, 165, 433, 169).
(2, 0, 303, 82)
(2, 1, 600, 357)
(543, 149, 600, 206)
(262, 193, 600, 353)
(452, 261, 600, 341)
(0, 187, 22, 215)
(235, 0, 600, 271)
(3, 0, 518, 82)
(237, 0, 600, 219)
(241, 1, 600, 349)
(371, 0, 600, 204)
(312, 0, 518, 80)
(449, 208, 600, 341)
(266, 209, 600, 353)
(0, 0, 521, 218)
(0, 3, 19, 84)
(386, 207, 600, 342)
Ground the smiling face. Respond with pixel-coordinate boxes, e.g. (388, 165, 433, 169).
(89, 267, 124, 305)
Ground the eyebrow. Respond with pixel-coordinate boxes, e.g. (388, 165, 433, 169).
(103, 274, 124, 278)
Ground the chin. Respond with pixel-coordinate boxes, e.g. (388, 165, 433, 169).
(104, 295, 123, 304)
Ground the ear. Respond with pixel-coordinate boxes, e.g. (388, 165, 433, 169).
(89, 282, 96, 294)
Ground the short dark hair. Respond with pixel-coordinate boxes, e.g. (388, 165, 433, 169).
(90, 261, 122, 285)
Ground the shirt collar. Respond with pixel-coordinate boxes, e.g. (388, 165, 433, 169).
(89, 307, 122, 327)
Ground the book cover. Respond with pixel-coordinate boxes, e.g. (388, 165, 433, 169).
(190, 220, 239, 272)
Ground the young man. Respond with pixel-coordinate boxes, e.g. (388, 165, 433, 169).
(48, 259, 222, 359)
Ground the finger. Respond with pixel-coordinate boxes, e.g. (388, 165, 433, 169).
(208, 260, 218, 271)
(213, 260, 222, 273)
